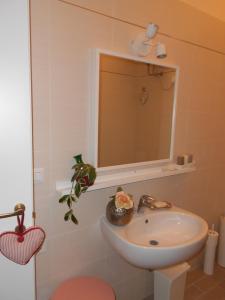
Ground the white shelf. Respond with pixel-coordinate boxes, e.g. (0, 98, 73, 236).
(56, 164, 196, 195)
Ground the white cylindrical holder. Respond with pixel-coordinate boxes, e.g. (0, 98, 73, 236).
(218, 216, 225, 267)
(154, 262, 190, 300)
(203, 229, 219, 275)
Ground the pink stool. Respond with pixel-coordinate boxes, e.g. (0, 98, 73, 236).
(51, 277, 115, 300)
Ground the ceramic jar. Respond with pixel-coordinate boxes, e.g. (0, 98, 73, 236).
(106, 199, 134, 226)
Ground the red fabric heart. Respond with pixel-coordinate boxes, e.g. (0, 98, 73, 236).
(0, 227, 45, 265)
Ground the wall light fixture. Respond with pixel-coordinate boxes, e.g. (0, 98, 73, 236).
(130, 23, 167, 58)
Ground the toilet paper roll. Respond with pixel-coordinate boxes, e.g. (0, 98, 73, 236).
(218, 216, 225, 267)
(203, 230, 219, 275)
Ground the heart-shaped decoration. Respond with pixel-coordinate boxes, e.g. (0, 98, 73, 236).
(0, 227, 45, 265)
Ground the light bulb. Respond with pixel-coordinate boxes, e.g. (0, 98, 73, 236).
(156, 42, 167, 59)
(146, 23, 159, 39)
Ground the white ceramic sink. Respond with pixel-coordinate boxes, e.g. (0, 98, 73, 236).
(101, 206, 208, 269)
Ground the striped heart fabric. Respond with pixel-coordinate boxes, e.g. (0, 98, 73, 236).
(0, 227, 45, 265)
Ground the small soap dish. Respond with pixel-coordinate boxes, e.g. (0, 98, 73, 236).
(150, 200, 172, 209)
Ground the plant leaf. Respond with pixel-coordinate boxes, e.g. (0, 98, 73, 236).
(73, 171, 80, 181)
(75, 182, 81, 198)
(67, 198, 72, 208)
(71, 173, 76, 182)
(71, 214, 78, 225)
(89, 168, 96, 183)
(70, 194, 77, 202)
(77, 168, 86, 178)
(81, 186, 88, 193)
(59, 194, 69, 203)
(117, 187, 123, 192)
(64, 209, 73, 221)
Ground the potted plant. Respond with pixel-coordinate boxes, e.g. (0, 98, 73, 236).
(59, 154, 96, 224)
(106, 187, 134, 226)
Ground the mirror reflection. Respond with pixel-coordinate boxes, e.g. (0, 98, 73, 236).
(98, 54, 177, 168)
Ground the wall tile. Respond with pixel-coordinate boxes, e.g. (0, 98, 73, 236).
(31, 1, 225, 300)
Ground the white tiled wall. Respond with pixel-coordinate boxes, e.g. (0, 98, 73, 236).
(31, 1, 225, 299)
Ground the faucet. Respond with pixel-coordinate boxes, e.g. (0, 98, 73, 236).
(137, 195, 156, 212)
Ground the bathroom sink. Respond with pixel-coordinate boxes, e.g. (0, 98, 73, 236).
(101, 207, 208, 269)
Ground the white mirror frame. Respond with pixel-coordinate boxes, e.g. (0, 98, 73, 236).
(56, 49, 196, 194)
(90, 48, 179, 168)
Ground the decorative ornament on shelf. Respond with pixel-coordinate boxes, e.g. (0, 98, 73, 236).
(59, 154, 96, 225)
(106, 187, 134, 226)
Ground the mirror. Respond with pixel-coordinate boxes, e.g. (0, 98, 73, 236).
(92, 50, 178, 169)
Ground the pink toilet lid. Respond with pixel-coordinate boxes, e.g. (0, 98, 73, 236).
(51, 277, 115, 300)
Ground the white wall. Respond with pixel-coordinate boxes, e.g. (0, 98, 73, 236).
(179, 0, 225, 22)
(31, 1, 225, 299)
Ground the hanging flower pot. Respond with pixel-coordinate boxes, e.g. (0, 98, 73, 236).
(71, 154, 96, 192)
(59, 154, 96, 225)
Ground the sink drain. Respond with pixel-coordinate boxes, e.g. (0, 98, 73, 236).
(149, 240, 159, 246)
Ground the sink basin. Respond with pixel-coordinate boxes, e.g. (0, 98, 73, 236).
(101, 206, 208, 269)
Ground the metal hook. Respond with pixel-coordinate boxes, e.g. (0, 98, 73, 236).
(0, 203, 25, 220)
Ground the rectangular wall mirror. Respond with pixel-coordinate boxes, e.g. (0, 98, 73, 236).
(91, 50, 179, 171)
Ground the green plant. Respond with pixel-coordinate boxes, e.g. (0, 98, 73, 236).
(59, 154, 96, 224)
